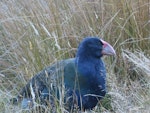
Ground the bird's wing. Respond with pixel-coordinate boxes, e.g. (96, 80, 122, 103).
(11, 58, 75, 105)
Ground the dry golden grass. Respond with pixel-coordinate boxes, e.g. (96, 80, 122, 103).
(0, 0, 150, 112)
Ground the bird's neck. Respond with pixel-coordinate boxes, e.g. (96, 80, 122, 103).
(75, 56, 100, 64)
(75, 56, 101, 76)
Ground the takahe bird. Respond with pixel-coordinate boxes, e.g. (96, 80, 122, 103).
(11, 37, 115, 111)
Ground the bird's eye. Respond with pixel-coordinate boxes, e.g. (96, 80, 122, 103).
(99, 40, 103, 45)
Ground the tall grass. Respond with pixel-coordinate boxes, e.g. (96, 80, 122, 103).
(0, 0, 150, 112)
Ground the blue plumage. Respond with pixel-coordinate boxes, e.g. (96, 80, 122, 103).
(11, 37, 115, 111)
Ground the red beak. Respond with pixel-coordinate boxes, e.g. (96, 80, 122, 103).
(100, 39, 116, 56)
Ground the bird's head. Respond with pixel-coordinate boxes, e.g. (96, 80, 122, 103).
(76, 37, 116, 59)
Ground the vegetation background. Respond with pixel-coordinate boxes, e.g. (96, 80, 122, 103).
(0, 0, 149, 112)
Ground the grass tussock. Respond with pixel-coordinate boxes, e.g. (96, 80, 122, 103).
(0, 0, 150, 112)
